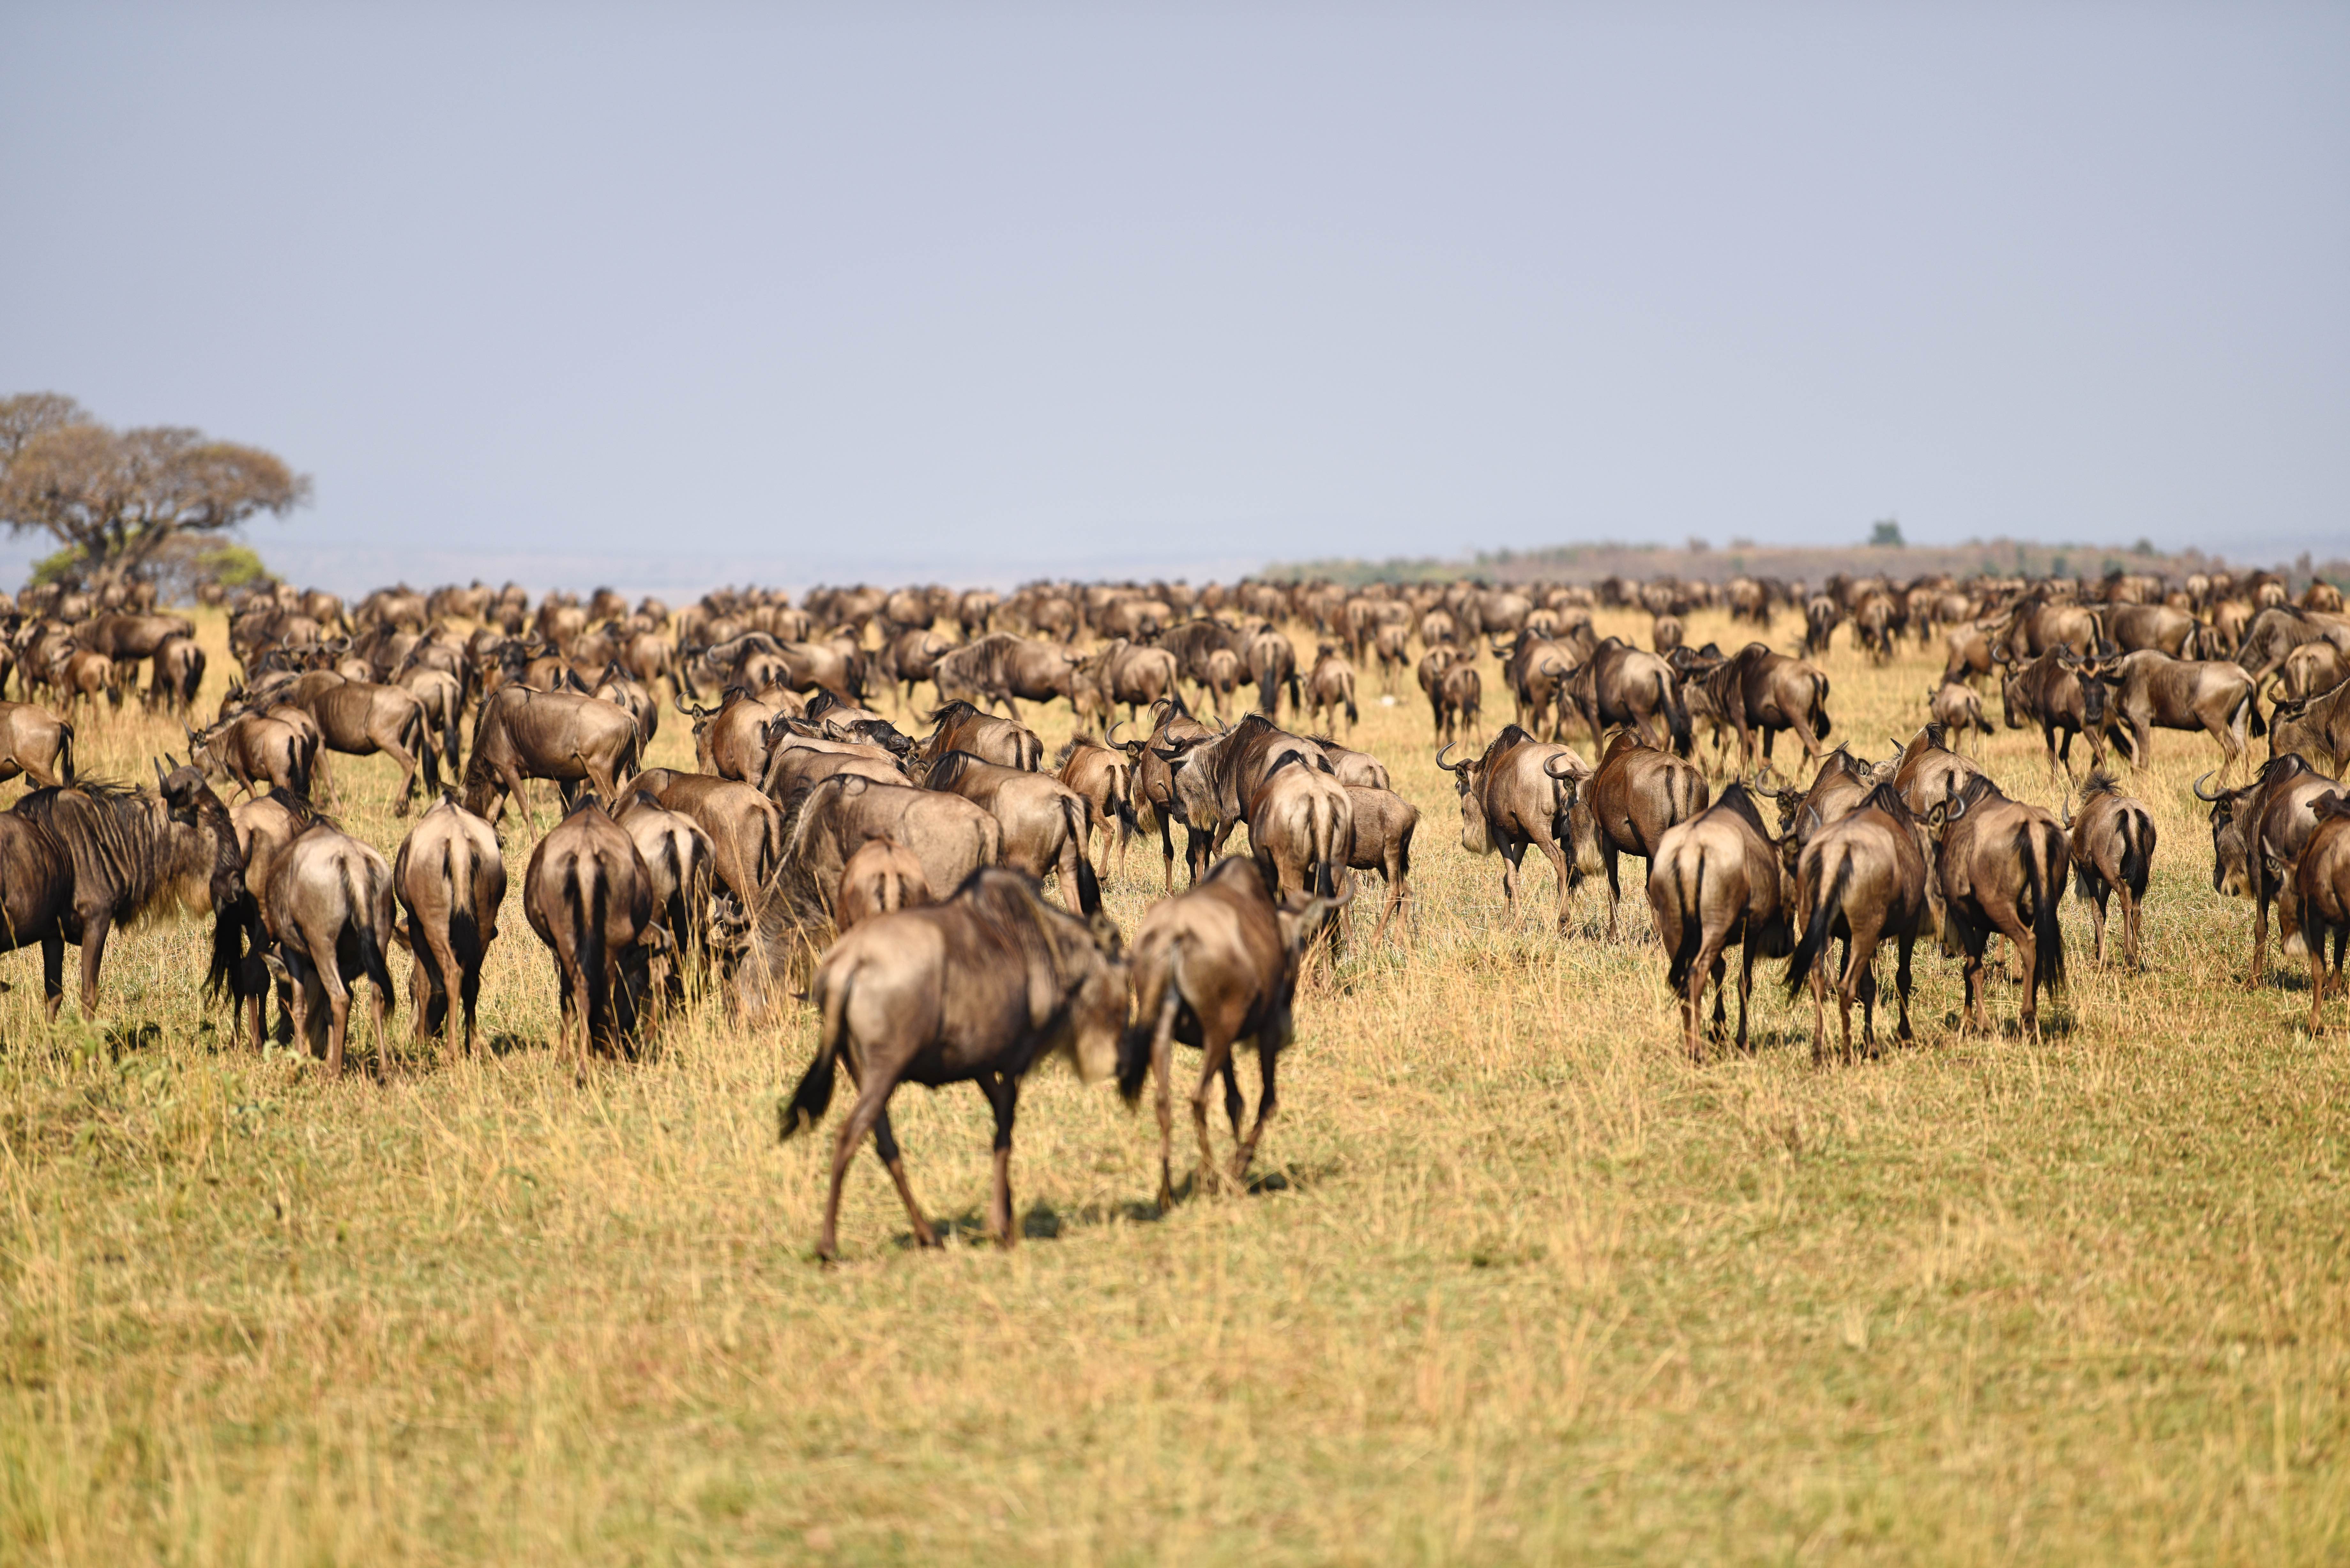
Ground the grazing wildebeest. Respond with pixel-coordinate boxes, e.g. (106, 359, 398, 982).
(0, 811, 74, 1018)
(1783, 781, 1937, 1063)
(13, 765, 246, 1017)
(392, 794, 506, 1058)
(1339, 783, 1417, 942)
(2084, 650, 2262, 775)
(2064, 771, 2156, 968)
(780, 868, 1129, 1258)
(1768, 744, 1882, 858)
(918, 699, 1043, 771)
(464, 686, 642, 824)
(1925, 774, 2068, 1036)
(1154, 713, 1332, 882)
(1311, 736, 1391, 791)
(0, 703, 73, 789)
(771, 773, 1003, 932)
(1117, 856, 1340, 1209)
(1583, 730, 1709, 940)
(1804, 595, 1843, 656)
(523, 795, 664, 1078)
(2199, 755, 2341, 986)
(1493, 630, 1581, 739)
(1648, 782, 1791, 1060)
(2270, 679, 2350, 773)
(835, 836, 932, 930)
(2271, 792, 2350, 1033)
(1437, 726, 1602, 933)
(1998, 647, 2107, 779)
(1888, 724, 1985, 818)
(1941, 620, 2001, 687)
(1560, 639, 1691, 757)
(1305, 645, 1359, 734)
(624, 768, 785, 916)
(921, 750, 1101, 914)
(2277, 643, 2348, 705)
(187, 709, 315, 801)
(2232, 605, 2350, 691)
(256, 819, 399, 1077)
(2103, 602, 2202, 657)
(1245, 751, 1353, 901)
(399, 663, 466, 772)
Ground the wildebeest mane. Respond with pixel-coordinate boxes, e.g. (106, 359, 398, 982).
(1710, 780, 1771, 837)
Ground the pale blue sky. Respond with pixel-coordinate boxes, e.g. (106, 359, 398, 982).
(3, 4, 2344, 592)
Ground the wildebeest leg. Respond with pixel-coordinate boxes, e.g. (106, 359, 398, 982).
(1536, 838, 1577, 935)
(1735, 941, 1757, 1053)
(980, 1071, 1021, 1248)
(865, 1104, 938, 1248)
(1707, 953, 1728, 1043)
(1147, 987, 1180, 1209)
(2088, 883, 2109, 964)
(2120, 886, 2140, 971)
(1808, 964, 1830, 1067)
(2007, 911, 2040, 1035)
(819, 1068, 900, 1262)
(2311, 946, 2328, 1034)
(1219, 1058, 1245, 1142)
(413, 930, 451, 1046)
(1190, 1031, 1237, 1195)
(1893, 929, 1917, 1043)
(40, 935, 64, 1023)
(2251, 886, 2270, 986)
(1233, 1039, 1279, 1185)
(76, 911, 112, 1017)
(1960, 947, 1987, 1033)
(1371, 860, 1407, 943)
(1599, 840, 1621, 940)
(310, 934, 353, 1076)
(1497, 840, 1526, 924)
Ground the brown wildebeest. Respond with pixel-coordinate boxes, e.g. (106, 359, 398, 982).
(1372, 621, 1413, 694)
(625, 767, 785, 916)
(464, 686, 642, 825)
(2064, 771, 2155, 968)
(1651, 614, 1683, 656)
(1647, 781, 1792, 1060)
(148, 635, 206, 716)
(1243, 625, 1299, 719)
(523, 795, 664, 1079)
(760, 730, 909, 799)
(1768, 744, 1882, 858)
(591, 664, 658, 745)
(2232, 606, 2350, 691)
(2199, 755, 2341, 985)
(930, 633, 1087, 718)
(771, 773, 1003, 932)
(399, 664, 465, 771)
(1888, 725, 1985, 818)
(921, 750, 1101, 914)
(918, 699, 1042, 771)
(0, 703, 73, 789)
(80, 611, 194, 667)
(255, 819, 398, 1077)
(274, 670, 438, 814)
(187, 709, 315, 801)
(2271, 792, 2350, 1033)
(1437, 725, 1602, 933)
(1783, 781, 1937, 1063)
(1929, 682, 1993, 750)
(1305, 646, 1359, 734)
(1057, 732, 1136, 877)
(614, 789, 713, 998)
(1925, 774, 2069, 1035)
(1156, 713, 1331, 881)
(780, 868, 1128, 1258)
(2085, 650, 2262, 776)
(1996, 596, 2100, 661)
(1112, 701, 1216, 892)
(678, 685, 802, 781)
(1117, 856, 1341, 1209)
(13, 765, 246, 1017)
(58, 648, 119, 713)
(1583, 730, 1710, 940)
(2271, 680, 2350, 773)
(392, 795, 506, 1058)
(1560, 639, 1691, 757)
(2278, 643, 2348, 704)
(1088, 638, 1181, 722)
(1941, 620, 2001, 687)
(878, 624, 956, 706)
(1245, 751, 1353, 900)
(1683, 643, 1829, 775)
(1311, 736, 1390, 791)
(1431, 656, 1481, 744)
(1339, 783, 1416, 942)
(1804, 595, 1842, 656)
(0, 812, 74, 1017)
(1999, 647, 2107, 779)
(836, 836, 932, 930)
(2103, 602, 2201, 656)
(1494, 629, 1585, 740)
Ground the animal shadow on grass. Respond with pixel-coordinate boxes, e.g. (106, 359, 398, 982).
(895, 1163, 1334, 1248)
(485, 1031, 544, 1059)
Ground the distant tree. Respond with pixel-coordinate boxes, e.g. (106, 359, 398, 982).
(0, 392, 310, 590)
(1685, 535, 1710, 554)
(1868, 518, 1905, 548)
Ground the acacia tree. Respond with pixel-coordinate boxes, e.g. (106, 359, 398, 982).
(0, 392, 311, 589)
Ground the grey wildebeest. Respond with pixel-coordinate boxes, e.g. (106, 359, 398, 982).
(780, 868, 1129, 1259)
(1782, 781, 1937, 1063)
(921, 750, 1101, 914)
(13, 765, 246, 1017)
(393, 794, 506, 1058)
(2084, 650, 2262, 776)
(1924, 774, 2069, 1036)
(275, 670, 439, 815)
(835, 836, 932, 930)
(2271, 792, 2350, 1034)
(0, 702, 73, 789)
(254, 818, 399, 1077)
(1648, 781, 1792, 1060)
(523, 795, 665, 1078)
(918, 699, 1043, 771)
(1117, 856, 1340, 1210)
(1437, 726, 1603, 933)
(2199, 755, 2341, 986)
(464, 686, 642, 825)
(2064, 771, 2156, 969)
(1584, 730, 1710, 940)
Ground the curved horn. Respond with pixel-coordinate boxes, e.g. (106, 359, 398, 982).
(1106, 719, 1133, 749)
(1543, 752, 1579, 780)
(2193, 770, 2225, 802)
(152, 756, 169, 788)
(1435, 742, 1463, 772)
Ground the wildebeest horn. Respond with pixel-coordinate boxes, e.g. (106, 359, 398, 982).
(1106, 719, 1133, 749)
(1435, 742, 1463, 772)
(1542, 752, 1578, 779)
(153, 756, 168, 788)
(2192, 771, 2224, 801)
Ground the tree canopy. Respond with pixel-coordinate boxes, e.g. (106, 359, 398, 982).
(0, 392, 311, 588)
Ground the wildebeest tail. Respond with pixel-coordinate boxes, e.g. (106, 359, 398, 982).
(343, 858, 397, 1016)
(566, 861, 608, 1045)
(1784, 851, 1852, 999)
(1118, 956, 1178, 1103)
(57, 720, 74, 786)
(2242, 688, 2266, 739)
(442, 839, 481, 959)
(1664, 853, 1705, 993)
(1812, 674, 1832, 739)
(2022, 821, 2065, 996)
(1061, 794, 1102, 915)
(2118, 807, 2151, 899)
(1662, 672, 1693, 756)
(782, 962, 852, 1137)
(1344, 680, 1358, 726)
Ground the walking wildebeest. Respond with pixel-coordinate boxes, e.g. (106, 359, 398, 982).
(1783, 781, 1937, 1063)
(780, 868, 1129, 1259)
(464, 686, 642, 825)
(255, 818, 399, 1077)
(1306, 646, 1359, 734)
(1584, 730, 1709, 940)
(2199, 755, 2341, 986)
(1998, 647, 2107, 780)
(275, 670, 439, 814)
(2064, 771, 2156, 968)
(2083, 650, 2262, 776)
(393, 794, 506, 1058)
(0, 703, 73, 790)
(2270, 792, 2350, 1033)
(1560, 639, 1691, 757)
(523, 795, 665, 1079)
(1437, 726, 1603, 933)
(1648, 782, 1791, 1060)
(1339, 784, 1417, 943)
(921, 750, 1102, 914)
(1245, 751, 1353, 901)
(1925, 774, 2068, 1036)
(187, 709, 315, 801)
(1117, 856, 1341, 1209)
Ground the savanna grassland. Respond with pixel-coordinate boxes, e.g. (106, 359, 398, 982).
(2, 602, 2346, 1566)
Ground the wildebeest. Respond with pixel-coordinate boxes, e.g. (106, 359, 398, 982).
(1117, 857, 1340, 1209)
(1998, 647, 2107, 779)
(771, 773, 1004, 931)
(780, 868, 1129, 1258)
(1783, 781, 1937, 1063)
(1681, 643, 1829, 774)
(2270, 792, 2350, 1033)
(2064, 771, 2155, 968)
(2103, 602, 2202, 657)
(918, 699, 1043, 771)
(1247, 625, 1300, 718)
(2270, 679, 2350, 773)
(1647, 782, 1791, 1060)
(1056, 732, 1137, 877)
(2084, 650, 2262, 775)
(274, 670, 439, 814)
(835, 836, 932, 930)
(392, 794, 506, 1058)
(1925, 774, 2068, 1036)
(255, 818, 399, 1076)
(187, 708, 315, 801)
(1338, 783, 1416, 942)
(921, 750, 1101, 914)
(2232, 606, 2350, 691)
(1245, 751, 1353, 901)
(147, 634, 207, 715)
(1305, 646, 1359, 734)
(2199, 755, 2341, 985)
(1428, 651, 1481, 744)
(614, 790, 714, 998)
(678, 685, 801, 781)
(1560, 639, 1691, 756)
(464, 686, 643, 824)
(523, 795, 664, 1078)
(2277, 643, 2348, 705)
(1929, 682, 1993, 750)
(1584, 730, 1709, 940)
(1086, 638, 1181, 723)
(0, 702, 73, 789)
(623, 767, 785, 916)
(930, 633, 1088, 718)
(0, 811, 74, 1017)
(1154, 713, 1332, 883)
(1437, 726, 1602, 933)
(13, 765, 246, 1017)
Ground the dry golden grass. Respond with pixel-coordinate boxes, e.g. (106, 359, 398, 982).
(3, 605, 2347, 1565)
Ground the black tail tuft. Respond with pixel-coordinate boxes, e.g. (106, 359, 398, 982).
(1116, 1020, 1155, 1103)
(1076, 853, 1103, 916)
(57, 721, 75, 786)
(1664, 861, 1705, 993)
(2118, 809, 2151, 898)
(1784, 853, 1851, 999)
(2027, 823, 2066, 997)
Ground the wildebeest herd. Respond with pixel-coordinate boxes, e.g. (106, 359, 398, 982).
(2, 564, 2349, 1258)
